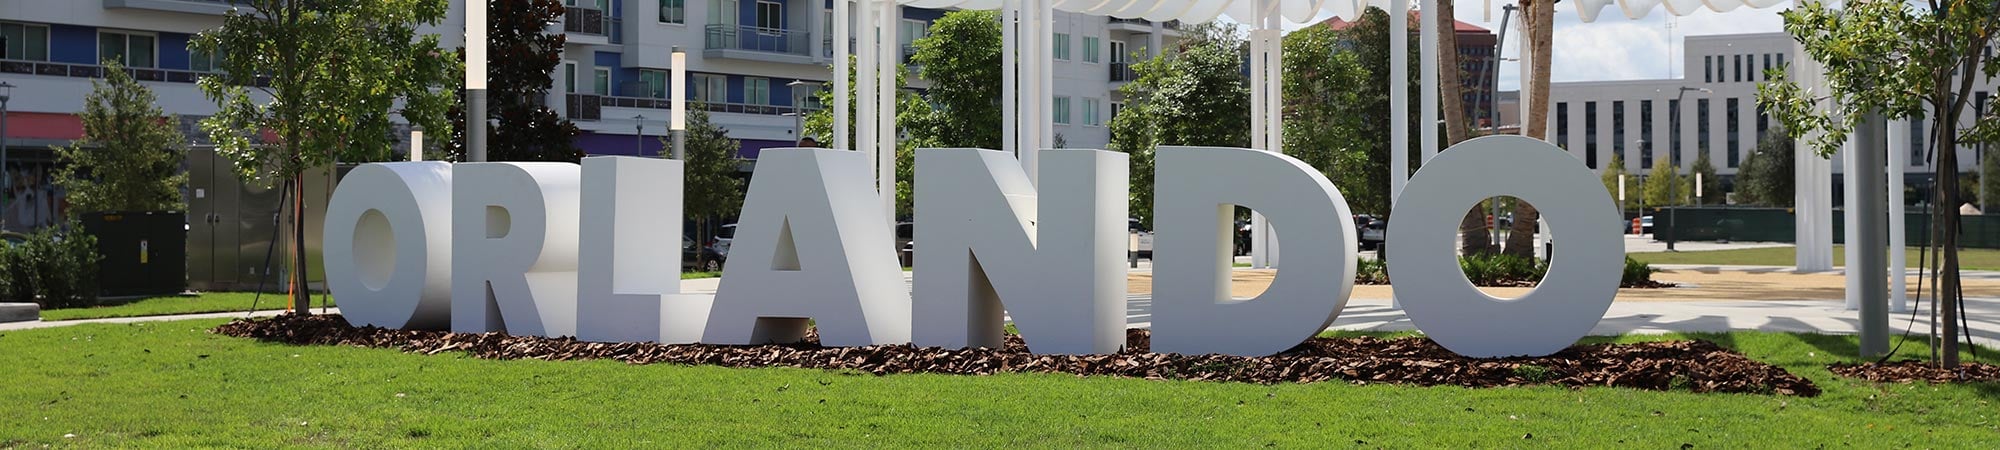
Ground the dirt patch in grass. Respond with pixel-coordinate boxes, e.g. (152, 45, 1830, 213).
(1828, 361, 2000, 384)
(215, 314, 1819, 396)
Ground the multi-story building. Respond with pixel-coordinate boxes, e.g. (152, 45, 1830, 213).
(0, 0, 1177, 222)
(1506, 32, 1996, 200)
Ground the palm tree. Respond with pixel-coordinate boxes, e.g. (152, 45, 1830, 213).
(1436, 0, 1496, 256)
(1502, 0, 1555, 258)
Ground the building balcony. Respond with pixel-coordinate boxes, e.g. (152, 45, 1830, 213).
(705, 25, 815, 65)
(568, 91, 818, 122)
(1109, 62, 1138, 84)
(1106, 18, 1183, 35)
(102, 0, 237, 15)
(0, 58, 246, 86)
(563, 7, 621, 44)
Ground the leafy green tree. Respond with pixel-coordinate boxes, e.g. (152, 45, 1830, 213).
(673, 103, 743, 267)
(54, 60, 187, 215)
(1735, 132, 1795, 207)
(1642, 160, 1690, 207)
(1688, 151, 1722, 205)
(194, 0, 457, 313)
(1282, 21, 1385, 216)
(1757, 0, 1999, 365)
(443, 0, 583, 162)
(905, 10, 1001, 149)
(1110, 22, 1251, 226)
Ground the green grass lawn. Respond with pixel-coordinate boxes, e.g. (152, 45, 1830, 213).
(1632, 245, 2000, 271)
(37, 293, 336, 321)
(1, 321, 1995, 447)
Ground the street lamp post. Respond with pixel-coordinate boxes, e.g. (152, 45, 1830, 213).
(635, 114, 646, 156)
(467, 0, 489, 162)
(787, 80, 809, 144)
(0, 81, 11, 231)
(670, 46, 686, 160)
(1664, 86, 1712, 251)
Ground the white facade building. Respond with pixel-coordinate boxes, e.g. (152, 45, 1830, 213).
(1503, 32, 1996, 200)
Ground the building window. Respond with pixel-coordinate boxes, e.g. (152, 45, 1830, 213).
(755, 1, 782, 29)
(1776, 53, 1785, 73)
(190, 47, 225, 73)
(1715, 56, 1725, 84)
(1053, 96, 1071, 124)
(1732, 55, 1741, 82)
(640, 69, 668, 98)
(593, 67, 610, 96)
(1082, 36, 1100, 63)
(1703, 56, 1712, 83)
(746, 77, 771, 105)
(98, 31, 156, 68)
(1756, 104, 1769, 141)
(1727, 98, 1741, 168)
(1, 22, 50, 61)
(1053, 33, 1070, 60)
(693, 73, 726, 102)
(1613, 100, 1626, 170)
(1556, 102, 1569, 150)
(1668, 99, 1681, 166)
(564, 62, 577, 93)
(1762, 53, 1771, 81)
(711, 0, 739, 28)
(1585, 101, 1598, 169)
(1697, 98, 1711, 165)
(1110, 101, 1123, 121)
(1640, 100, 1654, 169)
(660, 0, 686, 24)
(1082, 98, 1101, 126)
(1910, 115, 1926, 165)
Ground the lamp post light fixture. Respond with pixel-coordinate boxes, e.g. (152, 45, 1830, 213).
(787, 80, 810, 145)
(466, 0, 489, 162)
(410, 125, 425, 162)
(635, 114, 646, 157)
(1663, 86, 1712, 251)
(670, 46, 686, 160)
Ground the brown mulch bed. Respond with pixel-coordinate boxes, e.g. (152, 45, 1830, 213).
(1352, 277, 1675, 289)
(1828, 361, 2000, 383)
(214, 314, 1815, 396)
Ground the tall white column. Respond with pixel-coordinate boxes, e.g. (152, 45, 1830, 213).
(1795, 36, 1834, 272)
(834, 0, 850, 151)
(879, 0, 898, 220)
(856, 0, 877, 166)
(1002, 0, 1017, 160)
(1419, 0, 1440, 164)
(1887, 118, 1908, 312)
(1248, 12, 1269, 269)
(1020, 1, 1040, 182)
(1037, 0, 1053, 153)
(1261, 13, 1283, 267)
(1843, 135, 1861, 309)
(1390, 0, 1409, 204)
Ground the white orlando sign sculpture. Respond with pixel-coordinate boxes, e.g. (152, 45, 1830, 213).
(323, 135, 1621, 358)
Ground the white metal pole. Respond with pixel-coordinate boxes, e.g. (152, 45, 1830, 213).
(1263, 14, 1283, 267)
(410, 127, 424, 162)
(857, 0, 877, 165)
(1843, 135, 1861, 309)
(1390, 0, 1409, 204)
(879, 0, 898, 218)
(834, 0, 850, 151)
(1037, 0, 1053, 154)
(1248, 12, 1268, 269)
(1020, 1, 1039, 182)
(1887, 118, 1908, 312)
(1002, 0, 1017, 159)
(1420, 0, 1439, 164)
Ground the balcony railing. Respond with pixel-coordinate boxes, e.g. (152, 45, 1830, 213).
(1110, 62, 1137, 82)
(0, 58, 252, 85)
(569, 91, 819, 121)
(566, 93, 603, 121)
(564, 6, 609, 36)
(1107, 17, 1183, 31)
(706, 25, 812, 57)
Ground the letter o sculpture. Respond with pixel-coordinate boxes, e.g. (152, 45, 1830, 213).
(324, 162, 455, 330)
(1386, 135, 1622, 357)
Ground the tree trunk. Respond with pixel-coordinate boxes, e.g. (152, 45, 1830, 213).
(1504, 0, 1555, 258)
(1937, 103, 1961, 367)
(292, 172, 311, 315)
(1436, 0, 1491, 256)
(1459, 203, 1494, 256)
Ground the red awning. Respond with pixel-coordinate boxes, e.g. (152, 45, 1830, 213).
(4, 112, 85, 141)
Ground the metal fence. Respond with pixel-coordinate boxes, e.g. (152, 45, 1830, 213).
(1653, 206, 2000, 249)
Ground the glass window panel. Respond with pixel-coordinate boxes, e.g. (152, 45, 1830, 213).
(129, 34, 155, 68)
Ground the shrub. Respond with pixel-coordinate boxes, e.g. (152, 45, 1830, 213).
(1355, 258, 1388, 284)
(1622, 256, 1658, 287)
(0, 223, 102, 309)
(1457, 253, 1547, 286)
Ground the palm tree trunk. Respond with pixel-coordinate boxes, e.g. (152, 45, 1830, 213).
(1503, 0, 1556, 258)
(1437, 0, 1492, 256)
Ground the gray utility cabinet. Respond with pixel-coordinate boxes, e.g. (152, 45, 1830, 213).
(185, 147, 341, 292)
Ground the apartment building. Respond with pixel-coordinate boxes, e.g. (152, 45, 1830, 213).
(1321, 12, 1499, 127)
(1509, 32, 1996, 197)
(0, 0, 1178, 209)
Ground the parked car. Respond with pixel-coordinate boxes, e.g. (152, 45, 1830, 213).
(1132, 217, 1155, 257)
(1640, 216, 1655, 235)
(707, 223, 738, 259)
(895, 221, 914, 266)
(1359, 216, 1387, 250)
(683, 235, 726, 272)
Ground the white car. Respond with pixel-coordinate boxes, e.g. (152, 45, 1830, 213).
(1130, 218, 1154, 257)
